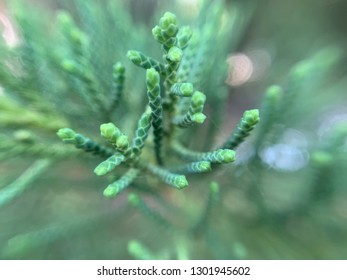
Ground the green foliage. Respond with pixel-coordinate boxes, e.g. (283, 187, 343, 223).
(57, 128, 113, 157)
(0, 0, 346, 260)
(173, 91, 207, 127)
(223, 109, 260, 149)
(146, 68, 164, 164)
(55, 6, 247, 196)
(0, 159, 51, 208)
(127, 50, 165, 73)
(103, 169, 140, 198)
(128, 240, 155, 260)
(94, 154, 125, 176)
(132, 111, 152, 157)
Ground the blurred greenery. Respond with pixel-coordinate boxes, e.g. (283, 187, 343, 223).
(0, 0, 346, 259)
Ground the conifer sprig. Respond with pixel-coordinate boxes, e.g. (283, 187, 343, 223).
(94, 153, 125, 176)
(57, 128, 113, 157)
(58, 12, 106, 116)
(127, 51, 166, 74)
(152, 12, 179, 51)
(103, 169, 140, 198)
(109, 62, 125, 112)
(143, 162, 188, 190)
(100, 123, 132, 158)
(169, 161, 211, 174)
(177, 26, 193, 50)
(173, 91, 207, 127)
(222, 109, 260, 150)
(55, 10, 254, 201)
(170, 83, 194, 97)
(172, 142, 236, 164)
(146, 68, 164, 165)
(132, 111, 152, 159)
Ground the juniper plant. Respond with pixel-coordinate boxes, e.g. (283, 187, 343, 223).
(0, 0, 346, 260)
(56, 11, 255, 197)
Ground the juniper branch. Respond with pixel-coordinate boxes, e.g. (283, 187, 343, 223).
(100, 123, 132, 158)
(132, 111, 152, 159)
(142, 162, 188, 190)
(127, 50, 166, 74)
(170, 83, 194, 97)
(169, 161, 211, 174)
(94, 153, 125, 176)
(222, 109, 260, 150)
(0, 159, 51, 208)
(109, 62, 125, 113)
(57, 128, 113, 157)
(103, 168, 140, 198)
(173, 91, 207, 127)
(172, 142, 235, 164)
(146, 68, 164, 165)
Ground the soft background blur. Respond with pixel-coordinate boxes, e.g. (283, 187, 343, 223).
(0, 0, 346, 259)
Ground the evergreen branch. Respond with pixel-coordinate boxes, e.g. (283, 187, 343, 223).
(0, 159, 51, 208)
(100, 122, 122, 144)
(146, 68, 164, 165)
(3, 224, 69, 258)
(169, 161, 211, 174)
(177, 2, 224, 88)
(177, 26, 193, 50)
(94, 153, 125, 176)
(170, 83, 194, 97)
(152, 12, 178, 51)
(109, 62, 125, 112)
(173, 91, 207, 127)
(132, 111, 152, 158)
(172, 142, 235, 164)
(0, 139, 77, 159)
(143, 162, 188, 189)
(177, 34, 197, 83)
(103, 168, 140, 198)
(56, 11, 88, 59)
(127, 50, 166, 74)
(58, 11, 107, 116)
(164, 46, 183, 92)
(0, 95, 68, 131)
(222, 109, 260, 150)
(100, 123, 132, 158)
(57, 128, 113, 157)
(61, 59, 105, 114)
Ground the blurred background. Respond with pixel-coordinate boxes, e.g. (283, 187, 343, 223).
(0, 0, 346, 259)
